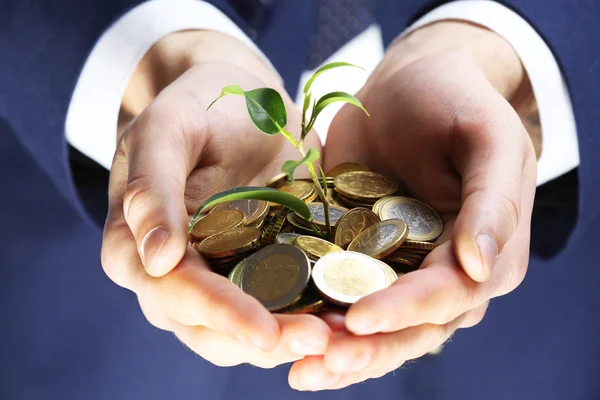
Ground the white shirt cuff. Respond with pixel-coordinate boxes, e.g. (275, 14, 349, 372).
(66, 0, 277, 170)
(402, 0, 580, 186)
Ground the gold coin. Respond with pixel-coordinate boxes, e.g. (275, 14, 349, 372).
(293, 236, 344, 260)
(195, 227, 260, 259)
(385, 254, 421, 267)
(334, 207, 380, 249)
(240, 244, 311, 311)
(376, 259, 398, 286)
(286, 213, 314, 234)
(211, 199, 270, 227)
(385, 251, 424, 264)
(336, 193, 377, 208)
(312, 251, 389, 306)
(347, 219, 408, 259)
(298, 202, 348, 229)
(277, 180, 315, 201)
(264, 173, 288, 188)
(334, 171, 398, 201)
(378, 197, 443, 241)
(400, 240, 438, 251)
(280, 285, 327, 314)
(276, 233, 303, 245)
(303, 188, 319, 204)
(325, 162, 371, 177)
(261, 209, 288, 246)
(372, 196, 395, 215)
(190, 210, 246, 241)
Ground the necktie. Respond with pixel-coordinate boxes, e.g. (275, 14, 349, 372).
(308, 0, 377, 69)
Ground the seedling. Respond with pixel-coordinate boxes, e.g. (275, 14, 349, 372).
(189, 62, 370, 239)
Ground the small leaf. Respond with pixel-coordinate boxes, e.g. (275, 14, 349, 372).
(206, 85, 245, 110)
(206, 86, 287, 135)
(307, 91, 369, 131)
(189, 186, 312, 232)
(303, 62, 365, 95)
(281, 148, 320, 183)
(244, 88, 287, 135)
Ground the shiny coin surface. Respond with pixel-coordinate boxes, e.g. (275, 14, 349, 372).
(240, 244, 311, 311)
(334, 207, 380, 249)
(298, 202, 348, 229)
(228, 258, 250, 287)
(276, 232, 303, 245)
(337, 194, 377, 208)
(347, 219, 409, 259)
(312, 251, 389, 306)
(326, 162, 370, 177)
(400, 240, 439, 251)
(372, 196, 394, 216)
(280, 285, 327, 314)
(286, 213, 314, 233)
(211, 199, 270, 227)
(195, 227, 260, 259)
(264, 173, 288, 188)
(190, 210, 246, 241)
(293, 236, 344, 260)
(378, 197, 443, 241)
(277, 180, 315, 201)
(334, 171, 398, 201)
(376, 259, 399, 286)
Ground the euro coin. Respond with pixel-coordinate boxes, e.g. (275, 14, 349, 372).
(326, 162, 370, 177)
(280, 284, 327, 314)
(312, 251, 389, 306)
(293, 236, 344, 260)
(372, 196, 395, 215)
(276, 232, 303, 245)
(286, 213, 314, 234)
(240, 244, 311, 311)
(376, 259, 399, 285)
(277, 180, 315, 201)
(378, 197, 443, 241)
(400, 240, 438, 251)
(334, 207, 380, 249)
(195, 227, 260, 259)
(211, 199, 269, 228)
(336, 193, 377, 208)
(298, 202, 348, 229)
(334, 171, 398, 201)
(264, 173, 288, 188)
(190, 210, 245, 241)
(347, 219, 408, 259)
(261, 209, 288, 246)
(228, 257, 250, 287)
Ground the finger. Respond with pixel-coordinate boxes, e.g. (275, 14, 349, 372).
(121, 90, 203, 277)
(101, 140, 147, 291)
(174, 313, 331, 369)
(318, 310, 347, 333)
(291, 315, 464, 391)
(345, 243, 486, 334)
(144, 246, 280, 351)
(450, 93, 528, 282)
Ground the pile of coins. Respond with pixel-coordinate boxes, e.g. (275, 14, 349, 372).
(190, 162, 443, 314)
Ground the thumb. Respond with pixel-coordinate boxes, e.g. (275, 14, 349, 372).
(451, 100, 527, 283)
(122, 100, 205, 277)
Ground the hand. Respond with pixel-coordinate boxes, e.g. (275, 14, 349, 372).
(289, 22, 538, 390)
(101, 32, 330, 369)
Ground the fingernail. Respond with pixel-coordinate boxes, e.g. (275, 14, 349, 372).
(332, 352, 371, 373)
(476, 233, 498, 280)
(290, 338, 323, 356)
(141, 227, 170, 274)
(296, 370, 340, 391)
(349, 319, 387, 335)
(235, 334, 272, 352)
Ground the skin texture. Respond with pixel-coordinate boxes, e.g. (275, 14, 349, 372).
(101, 21, 539, 389)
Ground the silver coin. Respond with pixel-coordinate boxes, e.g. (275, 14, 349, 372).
(276, 232, 303, 245)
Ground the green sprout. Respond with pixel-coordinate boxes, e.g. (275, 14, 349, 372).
(189, 62, 370, 239)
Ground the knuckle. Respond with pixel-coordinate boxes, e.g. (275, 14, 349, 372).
(497, 191, 520, 235)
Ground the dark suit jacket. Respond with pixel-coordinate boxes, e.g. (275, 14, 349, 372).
(1, 1, 599, 398)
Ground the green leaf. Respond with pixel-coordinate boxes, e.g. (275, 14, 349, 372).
(306, 91, 369, 132)
(188, 186, 312, 233)
(281, 148, 320, 183)
(206, 85, 287, 135)
(303, 62, 365, 95)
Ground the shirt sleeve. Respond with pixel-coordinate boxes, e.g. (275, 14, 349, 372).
(65, 0, 277, 170)
(401, 0, 579, 186)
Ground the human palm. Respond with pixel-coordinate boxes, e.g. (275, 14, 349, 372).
(287, 52, 537, 390)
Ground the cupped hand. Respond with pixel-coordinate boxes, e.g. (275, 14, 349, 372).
(289, 51, 538, 389)
(101, 61, 330, 368)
